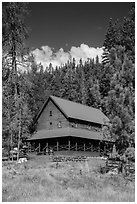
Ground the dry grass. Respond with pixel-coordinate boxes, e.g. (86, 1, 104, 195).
(2, 153, 135, 202)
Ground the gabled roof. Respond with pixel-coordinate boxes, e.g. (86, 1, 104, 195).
(52, 95, 109, 125)
(27, 127, 110, 141)
(36, 95, 109, 125)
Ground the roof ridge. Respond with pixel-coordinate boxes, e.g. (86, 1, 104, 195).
(50, 95, 101, 111)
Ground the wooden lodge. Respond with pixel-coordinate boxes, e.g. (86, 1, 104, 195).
(28, 95, 113, 156)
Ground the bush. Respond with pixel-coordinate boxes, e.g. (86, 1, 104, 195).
(124, 147, 135, 162)
(2, 148, 9, 157)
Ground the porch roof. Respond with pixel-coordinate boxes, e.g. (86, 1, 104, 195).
(27, 127, 110, 142)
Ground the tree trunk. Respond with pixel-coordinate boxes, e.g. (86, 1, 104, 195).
(17, 108, 22, 161)
(81, 65, 86, 105)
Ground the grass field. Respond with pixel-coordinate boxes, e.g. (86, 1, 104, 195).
(2, 152, 135, 202)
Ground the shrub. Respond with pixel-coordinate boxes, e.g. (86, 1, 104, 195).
(124, 147, 135, 162)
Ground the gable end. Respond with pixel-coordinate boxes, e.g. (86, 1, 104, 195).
(35, 96, 68, 123)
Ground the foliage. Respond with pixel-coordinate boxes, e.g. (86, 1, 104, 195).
(2, 2, 28, 54)
(103, 3, 135, 61)
(124, 147, 135, 162)
(2, 2, 30, 152)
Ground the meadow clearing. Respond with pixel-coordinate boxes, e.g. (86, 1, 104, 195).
(2, 153, 135, 202)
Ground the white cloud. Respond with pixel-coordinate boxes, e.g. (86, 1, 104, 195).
(70, 44, 103, 63)
(32, 44, 103, 69)
(54, 48, 70, 65)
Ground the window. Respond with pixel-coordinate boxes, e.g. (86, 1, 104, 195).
(71, 123, 75, 127)
(71, 123, 77, 128)
(88, 126, 91, 130)
(50, 111, 52, 116)
(58, 121, 62, 128)
(50, 122, 52, 126)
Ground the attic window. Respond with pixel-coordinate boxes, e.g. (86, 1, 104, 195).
(50, 111, 52, 116)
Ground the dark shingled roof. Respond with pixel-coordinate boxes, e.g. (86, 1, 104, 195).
(36, 95, 109, 125)
(27, 127, 109, 141)
(50, 95, 109, 125)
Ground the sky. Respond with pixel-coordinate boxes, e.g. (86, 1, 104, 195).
(26, 2, 132, 68)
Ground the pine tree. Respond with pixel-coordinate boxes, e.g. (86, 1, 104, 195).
(102, 4, 135, 151)
(103, 46, 135, 152)
(103, 3, 135, 62)
(120, 4, 135, 60)
(103, 18, 118, 51)
(59, 60, 78, 102)
(79, 59, 87, 105)
(2, 2, 30, 155)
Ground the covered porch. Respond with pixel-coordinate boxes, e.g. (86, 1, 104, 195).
(27, 127, 113, 156)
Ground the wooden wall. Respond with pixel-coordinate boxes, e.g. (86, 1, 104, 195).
(36, 99, 102, 133)
(69, 118, 102, 132)
(37, 100, 69, 131)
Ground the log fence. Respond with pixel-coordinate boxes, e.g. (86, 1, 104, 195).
(105, 159, 135, 178)
(52, 155, 88, 162)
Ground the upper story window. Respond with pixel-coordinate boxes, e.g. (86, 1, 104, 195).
(71, 123, 77, 128)
(58, 121, 62, 128)
(50, 111, 52, 116)
(88, 126, 91, 130)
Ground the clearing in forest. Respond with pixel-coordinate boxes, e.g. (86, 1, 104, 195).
(2, 153, 135, 202)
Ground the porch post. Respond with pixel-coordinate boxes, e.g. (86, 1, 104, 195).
(33, 142, 35, 150)
(28, 142, 31, 152)
(99, 141, 100, 155)
(76, 142, 77, 151)
(68, 140, 70, 151)
(39, 143, 41, 152)
(104, 142, 106, 154)
(84, 143, 85, 151)
(57, 141, 59, 151)
(91, 144, 93, 152)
